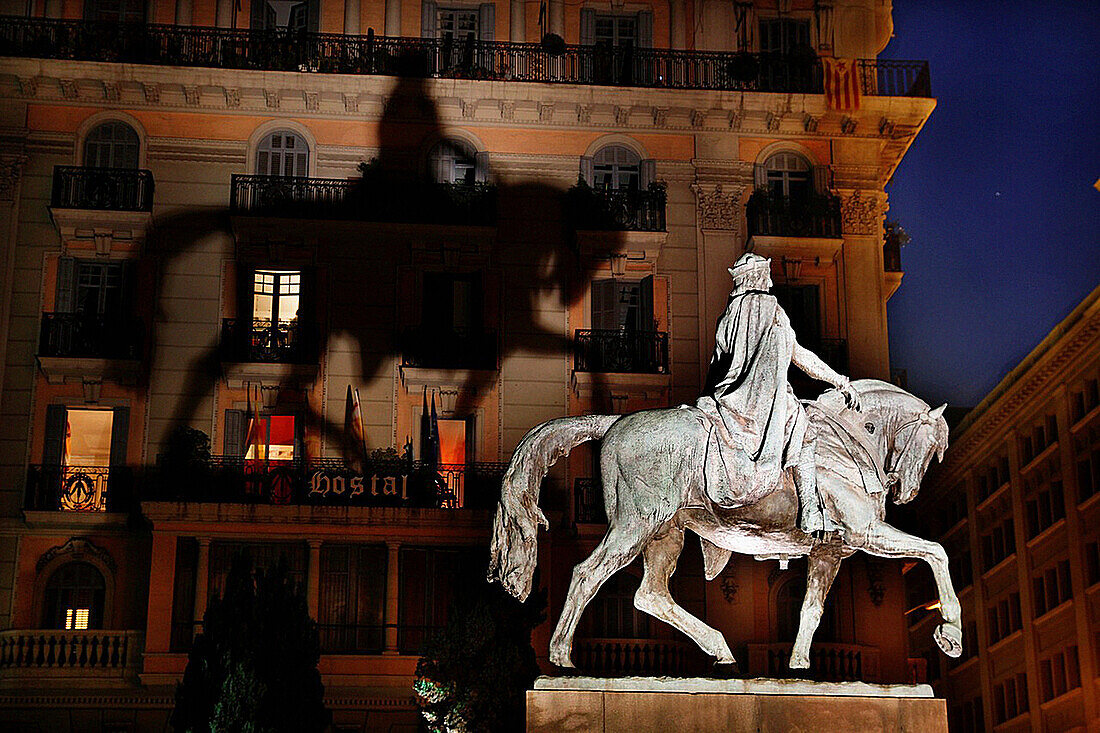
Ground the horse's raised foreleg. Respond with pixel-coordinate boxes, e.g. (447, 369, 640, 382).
(548, 523, 653, 668)
(862, 521, 963, 658)
(635, 525, 736, 664)
(789, 545, 845, 670)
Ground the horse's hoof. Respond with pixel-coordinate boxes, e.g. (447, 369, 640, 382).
(934, 623, 963, 658)
(713, 661, 742, 679)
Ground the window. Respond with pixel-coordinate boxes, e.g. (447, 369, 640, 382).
(762, 152, 813, 200)
(592, 145, 641, 191)
(253, 270, 301, 327)
(582, 572, 650, 639)
(1021, 413, 1058, 464)
(43, 562, 105, 630)
(244, 415, 297, 461)
(1039, 645, 1080, 702)
(980, 518, 1016, 572)
(83, 0, 144, 24)
(1024, 481, 1065, 538)
(595, 15, 637, 48)
(992, 673, 1029, 725)
(83, 121, 139, 169)
(977, 454, 1010, 502)
(1032, 559, 1072, 617)
(256, 131, 310, 177)
(987, 592, 1021, 645)
(759, 18, 811, 54)
(251, 0, 317, 32)
(950, 696, 984, 733)
(772, 284, 821, 346)
(428, 139, 479, 185)
(1071, 378, 1099, 423)
(948, 545, 973, 590)
(399, 546, 484, 653)
(208, 542, 306, 602)
(1076, 428, 1100, 502)
(580, 9, 652, 48)
(318, 545, 387, 654)
(437, 7, 479, 42)
(42, 405, 128, 512)
(1086, 540, 1100, 587)
(423, 272, 482, 334)
(590, 277, 654, 332)
(777, 575, 837, 643)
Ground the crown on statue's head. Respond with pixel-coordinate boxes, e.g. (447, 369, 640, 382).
(727, 252, 771, 280)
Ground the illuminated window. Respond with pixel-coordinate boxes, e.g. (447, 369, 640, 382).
(252, 270, 301, 326)
(83, 121, 140, 169)
(256, 131, 310, 177)
(592, 146, 640, 191)
(244, 415, 297, 461)
(43, 562, 105, 630)
(590, 277, 654, 331)
(428, 139, 478, 185)
(61, 409, 114, 511)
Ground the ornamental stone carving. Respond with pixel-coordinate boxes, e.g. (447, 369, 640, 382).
(36, 537, 115, 574)
(500, 100, 515, 121)
(693, 184, 744, 232)
(575, 104, 590, 124)
(0, 155, 27, 201)
(185, 86, 200, 106)
(226, 88, 241, 108)
(841, 189, 884, 235)
(538, 102, 554, 123)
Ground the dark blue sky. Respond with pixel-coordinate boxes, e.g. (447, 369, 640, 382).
(881, 2, 1099, 408)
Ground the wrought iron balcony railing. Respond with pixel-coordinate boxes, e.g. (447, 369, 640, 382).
(746, 190, 843, 239)
(220, 318, 316, 364)
(25, 465, 133, 512)
(574, 329, 669, 374)
(0, 17, 931, 96)
(38, 312, 143, 360)
(400, 327, 498, 371)
(573, 477, 606, 524)
(567, 184, 666, 232)
(150, 456, 507, 509)
(230, 175, 497, 227)
(50, 165, 154, 212)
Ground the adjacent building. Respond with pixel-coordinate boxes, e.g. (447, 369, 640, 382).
(907, 285, 1100, 733)
(0, 0, 934, 728)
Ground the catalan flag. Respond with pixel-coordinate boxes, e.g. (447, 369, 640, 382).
(822, 57, 862, 113)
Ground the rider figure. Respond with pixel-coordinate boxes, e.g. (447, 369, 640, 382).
(697, 252, 860, 534)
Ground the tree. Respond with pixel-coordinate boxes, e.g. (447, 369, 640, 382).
(414, 581, 546, 733)
(172, 552, 330, 733)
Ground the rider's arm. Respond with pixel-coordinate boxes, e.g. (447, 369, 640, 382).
(792, 343, 861, 410)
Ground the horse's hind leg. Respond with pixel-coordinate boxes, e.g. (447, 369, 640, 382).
(789, 545, 846, 670)
(548, 521, 655, 668)
(635, 525, 736, 665)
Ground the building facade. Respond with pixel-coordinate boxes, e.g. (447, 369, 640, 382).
(906, 285, 1100, 733)
(0, 0, 934, 729)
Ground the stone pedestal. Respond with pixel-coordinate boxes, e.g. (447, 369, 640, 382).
(527, 676, 947, 733)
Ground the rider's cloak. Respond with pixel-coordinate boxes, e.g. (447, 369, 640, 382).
(696, 291, 808, 506)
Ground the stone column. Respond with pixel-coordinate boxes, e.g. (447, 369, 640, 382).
(385, 0, 401, 36)
(383, 541, 401, 654)
(143, 533, 179, 654)
(838, 189, 890, 379)
(175, 0, 193, 25)
(307, 540, 322, 619)
(344, 0, 360, 35)
(548, 0, 563, 36)
(669, 0, 685, 49)
(215, 0, 235, 28)
(510, 0, 525, 41)
(193, 537, 211, 631)
(0, 153, 26, 403)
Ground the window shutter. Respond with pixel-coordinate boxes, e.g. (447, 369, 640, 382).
(640, 159, 656, 188)
(475, 151, 490, 183)
(640, 275, 655, 330)
(44, 405, 67, 465)
(431, 148, 450, 183)
(754, 163, 767, 189)
(250, 0, 266, 30)
(110, 407, 130, 466)
(579, 156, 594, 186)
(479, 3, 495, 41)
(421, 0, 438, 37)
(307, 0, 320, 32)
(56, 256, 76, 314)
(812, 165, 830, 193)
(637, 10, 653, 48)
(591, 280, 617, 330)
(580, 8, 596, 45)
(224, 409, 245, 457)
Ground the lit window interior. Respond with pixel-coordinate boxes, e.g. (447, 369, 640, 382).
(438, 419, 466, 465)
(64, 409, 113, 467)
(245, 415, 296, 461)
(65, 607, 91, 630)
(252, 270, 301, 325)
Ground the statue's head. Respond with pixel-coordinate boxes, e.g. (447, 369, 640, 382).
(728, 252, 773, 293)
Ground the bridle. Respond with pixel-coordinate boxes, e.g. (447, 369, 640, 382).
(885, 413, 937, 477)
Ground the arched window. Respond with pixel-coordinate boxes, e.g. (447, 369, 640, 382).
(84, 0, 145, 23)
(256, 130, 310, 177)
(428, 139, 480, 185)
(592, 145, 641, 191)
(777, 576, 837, 643)
(43, 562, 106, 630)
(83, 121, 140, 169)
(762, 151, 812, 200)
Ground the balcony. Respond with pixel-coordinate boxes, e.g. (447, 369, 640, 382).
(574, 329, 669, 374)
(0, 629, 143, 682)
(36, 312, 143, 384)
(573, 638, 702, 677)
(0, 16, 931, 96)
(746, 190, 843, 240)
(400, 327, 498, 371)
(230, 175, 497, 228)
(51, 165, 154, 212)
(220, 318, 318, 389)
(150, 456, 506, 509)
(568, 184, 667, 233)
(746, 642, 881, 682)
(25, 465, 134, 513)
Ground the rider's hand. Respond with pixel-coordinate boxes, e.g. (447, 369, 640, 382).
(838, 380, 861, 412)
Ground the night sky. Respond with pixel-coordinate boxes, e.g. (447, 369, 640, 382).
(880, 2, 1099, 409)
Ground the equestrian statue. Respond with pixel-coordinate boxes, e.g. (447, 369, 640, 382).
(488, 252, 962, 673)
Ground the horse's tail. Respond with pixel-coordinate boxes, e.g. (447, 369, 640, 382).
(488, 414, 620, 601)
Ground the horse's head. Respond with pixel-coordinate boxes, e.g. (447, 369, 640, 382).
(889, 403, 949, 504)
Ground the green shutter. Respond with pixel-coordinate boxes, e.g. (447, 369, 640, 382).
(110, 406, 130, 466)
(55, 257, 76, 314)
(580, 8, 596, 45)
(479, 3, 495, 41)
(224, 409, 245, 457)
(44, 405, 67, 465)
(421, 0, 438, 37)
